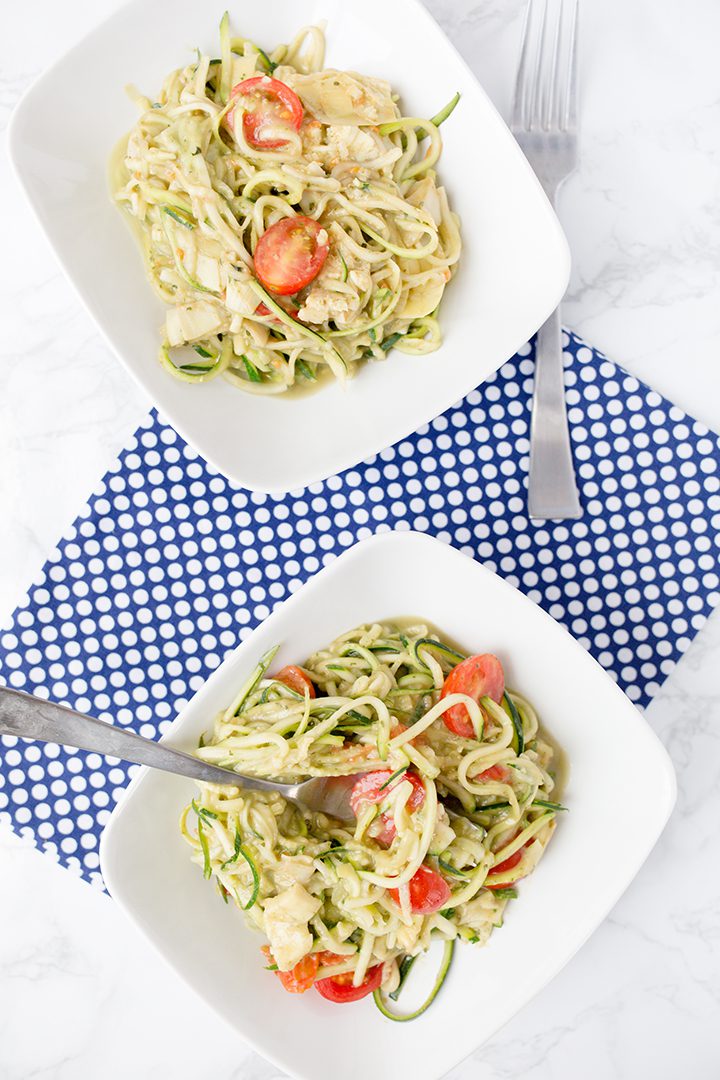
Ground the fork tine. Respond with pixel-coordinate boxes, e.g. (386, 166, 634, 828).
(530, 0, 550, 130)
(545, 0, 563, 130)
(511, 0, 534, 130)
(562, 0, 579, 131)
(513, 0, 578, 134)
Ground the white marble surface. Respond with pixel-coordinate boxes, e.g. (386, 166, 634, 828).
(1, 0, 720, 1077)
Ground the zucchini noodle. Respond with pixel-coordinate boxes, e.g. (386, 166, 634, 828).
(182, 621, 565, 1015)
(112, 14, 461, 393)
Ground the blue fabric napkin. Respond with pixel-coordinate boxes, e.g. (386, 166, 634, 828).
(1, 330, 719, 889)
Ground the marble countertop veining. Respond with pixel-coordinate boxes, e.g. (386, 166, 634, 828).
(1, 0, 720, 1077)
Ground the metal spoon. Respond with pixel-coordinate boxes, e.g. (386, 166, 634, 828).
(0, 686, 359, 821)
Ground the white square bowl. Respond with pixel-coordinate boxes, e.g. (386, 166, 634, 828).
(8, 0, 569, 493)
(100, 531, 675, 1080)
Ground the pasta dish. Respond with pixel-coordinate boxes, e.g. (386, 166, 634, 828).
(113, 14, 461, 393)
(182, 622, 564, 1018)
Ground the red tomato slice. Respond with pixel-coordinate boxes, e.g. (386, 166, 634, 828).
(352, 770, 425, 848)
(477, 763, 512, 783)
(274, 664, 316, 698)
(254, 216, 329, 296)
(440, 654, 505, 739)
(261, 947, 319, 993)
(315, 963, 383, 1003)
(484, 844, 531, 890)
(229, 76, 303, 149)
(389, 864, 452, 915)
(350, 770, 425, 816)
(490, 848, 523, 876)
(350, 770, 393, 814)
(372, 813, 399, 847)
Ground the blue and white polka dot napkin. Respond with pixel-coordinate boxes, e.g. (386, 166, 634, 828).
(1, 330, 719, 888)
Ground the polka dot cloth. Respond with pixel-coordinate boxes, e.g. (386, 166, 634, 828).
(1, 330, 719, 888)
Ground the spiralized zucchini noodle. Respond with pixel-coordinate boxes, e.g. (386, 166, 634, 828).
(113, 13, 461, 393)
(182, 622, 564, 1017)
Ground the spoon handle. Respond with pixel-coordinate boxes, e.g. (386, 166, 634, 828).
(0, 686, 284, 794)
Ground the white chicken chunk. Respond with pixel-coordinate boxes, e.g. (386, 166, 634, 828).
(273, 854, 316, 890)
(394, 921, 422, 952)
(125, 128, 149, 163)
(194, 253, 222, 293)
(276, 67, 399, 126)
(262, 883, 320, 971)
(225, 277, 260, 317)
(457, 892, 500, 943)
(165, 299, 225, 345)
(428, 806, 456, 856)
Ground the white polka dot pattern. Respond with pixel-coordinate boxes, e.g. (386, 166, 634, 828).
(1, 331, 719, 887)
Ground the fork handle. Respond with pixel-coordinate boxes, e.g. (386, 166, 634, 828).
(527, 303, 582, 520)
(0, 686, 282, 793)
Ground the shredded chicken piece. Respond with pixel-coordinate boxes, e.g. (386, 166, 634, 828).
(297, 250, 371, 327)
(276, 67, 399, 125)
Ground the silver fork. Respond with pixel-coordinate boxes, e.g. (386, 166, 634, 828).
(0, 686, 360, 821)
(512, 0, 581, 520)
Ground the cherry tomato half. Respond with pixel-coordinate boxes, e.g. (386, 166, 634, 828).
(440, 654, 505, 739)
(261, 947, 319, 993)
(254, 216, 329, 296)
(274, 664, 316, 698)
(389, 864, 451, 915)
(315, 963, 383, 1003)
(229, 76, 303, 150)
